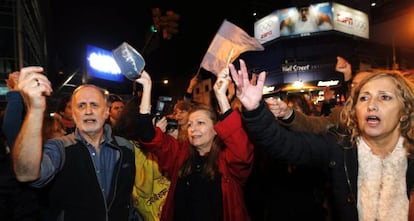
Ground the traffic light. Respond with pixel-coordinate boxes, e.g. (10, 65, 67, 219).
(165, 11, 179, 34)
(151, 8, 180, 39)
(151, 8, 161, 32)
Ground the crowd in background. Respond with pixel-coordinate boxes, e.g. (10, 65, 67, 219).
(1, 54, 414, 221)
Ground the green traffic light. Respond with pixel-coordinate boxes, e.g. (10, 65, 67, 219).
(150, 25, 158, 33)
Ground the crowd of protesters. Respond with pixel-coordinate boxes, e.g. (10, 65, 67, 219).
(1, 53, 414, 221)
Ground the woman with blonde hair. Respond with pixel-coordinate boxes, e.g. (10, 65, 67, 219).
(232, 59, 414, 221)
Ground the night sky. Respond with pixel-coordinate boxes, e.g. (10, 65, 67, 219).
(45, 0, 414, 97)
(47, 0, 269, 93)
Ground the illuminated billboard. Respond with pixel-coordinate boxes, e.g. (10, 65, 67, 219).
(278, 2, 334, 36)
(254, 12, 280, 44)
(332, 2, 369, 39)
(254, 2, 368, 44)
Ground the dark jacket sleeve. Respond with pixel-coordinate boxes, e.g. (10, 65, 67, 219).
(112, 96, 155, 141)
(279, 109, 334, 134)
(113, 114, 155, 141)
(135, 114, 156, 142)
(241, 101, 332, 166)
(2, 91, 25, 148)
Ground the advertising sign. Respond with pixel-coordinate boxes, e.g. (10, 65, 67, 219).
(332, 2, 369, 39)
(254, 2, 369, 43)
(254, 12, 280, 44)
(278, 2, 334, 36)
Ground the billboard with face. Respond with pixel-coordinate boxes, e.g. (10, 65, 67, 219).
(254, 2, 368, 44)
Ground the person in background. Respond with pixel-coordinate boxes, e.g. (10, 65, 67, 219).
(42, 115, 67, 140)
(269, 70, 388, 134)
(318, 86, 338, 117)
(286, 92, 330, 217)
(12, 66, 135, 221)
(107, 93, 125, 127)
(2, 71, 23, 150)
(286, 93, 314, 116)
(113, 95, 170, 221)
(134, 69, 254, 221)
(231, 59, 414, 221)
(245, 56, 350, 220)
(0, 71, 42, 221)
(265, 56, 368, 134)
(244, 92, 329, 221)
(54, 94, 75, 134)
(170, 100, 194, 142)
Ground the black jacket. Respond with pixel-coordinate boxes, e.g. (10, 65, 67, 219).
(242, 101, 414, 221)
(45, 134, 135, 221)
